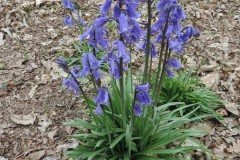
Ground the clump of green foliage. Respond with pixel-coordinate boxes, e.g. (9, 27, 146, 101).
(152, 72, 223, 117)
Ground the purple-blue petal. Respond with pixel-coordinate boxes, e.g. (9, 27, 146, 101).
(169, 39, 184, 54)
(94, 17, 108, 28)
(95, 105, 103, 115)
(126, 3, 140, 19)
(62, 0, 75, 11)
(193, 27, 200, 37)
(64, 16, 75, 26)
(56, 58, 68, 72)
(95, 87, 109, 105)
(134, 104, 143, 117)
(63, 77, 80, 95)
(70, 66, 80, 78)
(166, 57, 182, 70)
(113, 4, 121, 19)
(80, 26, 94, 41)
(100, 0, 112, 16)
(118, 13, 129, 34)
(136, 83, 151, 106)
(166, 68, 174, 77)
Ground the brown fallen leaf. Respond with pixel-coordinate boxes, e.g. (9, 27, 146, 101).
(28, 150, 46, 160)
(39, 74, 50, 84)
(225, 102, 239, 116)
(8, 59, 27, 69)
(213, 144, 227, 158)
(56, 139, 79, 153)
(190, 123, 212, 137)
(227, 140, 240, 154)
(200, 72, 219, 89)
(41, 60, 67, 80)
(10, 113, 37, 125)
(65, 126, 74, 135)
(48, 128, 58, 141)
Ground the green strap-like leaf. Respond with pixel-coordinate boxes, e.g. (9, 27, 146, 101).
(110, 133, 125, 149)
(63, 118, 97, 130)
(155, 102, 185, 111)
(88, 147, 107, 160)
(136, 156, 166, 160)
(95, 139, 105, 148)
(137, 146, 200, 155)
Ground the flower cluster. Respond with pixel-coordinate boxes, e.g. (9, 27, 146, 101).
(80, 17, 109, 50)
(166, 57, 182, 77)
(58, 0, 200, 117)
(62, 0, 85, 27)
(56, 58, 81, 95)
(150, 0, 200, 77)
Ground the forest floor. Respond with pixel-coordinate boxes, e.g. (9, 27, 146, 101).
(0, 0, 239, 159)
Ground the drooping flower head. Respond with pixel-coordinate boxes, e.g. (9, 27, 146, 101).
(80, 17, 109, 50)
(166, 57, 182, 70)
(168, 39, 184, 54)
(95, 105, 103, 115)
(125, 3, 140, 19)
(63, 77, 80, 95)
(166, 68, 174, 77)
(64, 16, 75, 26)
(180, 26, 200, 43)
(134, 104, 143, 116)
(103, 41, 130, 79)
(94, 87, 109, 115)
(118, 13, 129, 34)
(123, 19, 142, 43)
(136, 83, 151, 106)
(94, 17, 109, 28)
(117, 41, 129, 60)
(90, 27, 109, 49)
(95, 87, 109, 105)
(70, 66, 80, 78)
(80, 53, 102, 80)
(56, 58, 69, 72)
(113, 4, 121, 19)
(100, 0, 112, 16)
(62, 0, 75, 12)
(166, 57, 182, 77)
(110, 59, 121, 79)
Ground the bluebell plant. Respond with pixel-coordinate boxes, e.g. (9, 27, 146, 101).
(55, 0, 214, 159)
